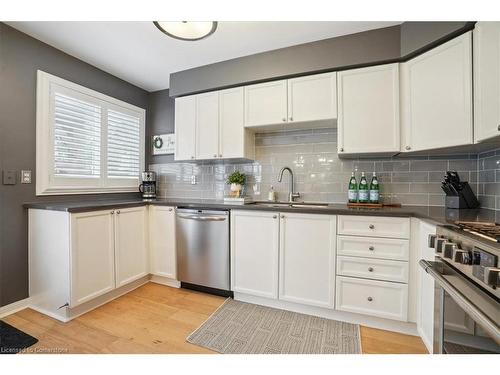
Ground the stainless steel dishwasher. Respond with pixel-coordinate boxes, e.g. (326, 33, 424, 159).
(176, 208, 230, 294)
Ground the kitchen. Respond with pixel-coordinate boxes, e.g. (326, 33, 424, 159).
(0, 4, 499, 372)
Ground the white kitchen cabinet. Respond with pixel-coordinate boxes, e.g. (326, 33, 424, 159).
(337, 64, 400, 155)
(474, 22, 500, 143)
(219, 87, 254, 159)
(337, 215, 410, 239)
(149, 205, 177, 279)
(231, 210, 280, 299)
(70, 210, 116, 307)
(401, 32, 473, 152)
(244, 80, 288, 128)
(287, 72, 337, 124)
(337, 256, 409, 284)
(279, 213, 336, 308)
(174, 95, 196, 161)
(114, 207, 149, 287)
(337, 235, 410, 261)
(195, 92, 219, 159)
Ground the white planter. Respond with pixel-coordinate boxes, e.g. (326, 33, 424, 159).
(230, 183, 242, 192)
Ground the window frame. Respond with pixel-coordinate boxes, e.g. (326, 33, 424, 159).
(36, 70, 145, 196)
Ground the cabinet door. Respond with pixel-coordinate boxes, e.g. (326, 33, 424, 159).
(279, 213, 336, 308)
(401, 32, 473, 152)
(474, 22, 500, 143)
(195, 92, 219, 160)
(70, 210, 115, 307)
(337, 63, 400, 154)
(149, 206, 177, 279)
(219, 87, 245, 159)
(244, 80, 287, 128)
(174, 95, 196, 161)
(287, 72, 337, 123)
(417, 220, 436, 352)
(114, 207, 149, 287)
(231, 210, 279, 298)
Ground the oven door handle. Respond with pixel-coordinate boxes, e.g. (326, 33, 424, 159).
(419, 259, 500, 345)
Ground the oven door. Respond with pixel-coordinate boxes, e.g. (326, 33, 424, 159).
(420, 260, 500, 354)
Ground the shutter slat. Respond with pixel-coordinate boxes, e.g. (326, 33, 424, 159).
(53, 93, 101, 178)
(107, 109, 141, 178)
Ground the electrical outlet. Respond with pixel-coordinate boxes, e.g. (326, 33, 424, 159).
(191, 175, 197, 185)
(21, 170, 32, 184)
(2, 170, 16, 185)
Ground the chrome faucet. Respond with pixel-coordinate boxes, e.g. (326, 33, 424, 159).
(277, 167, 300, 202)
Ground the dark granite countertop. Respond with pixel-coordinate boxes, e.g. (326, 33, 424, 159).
(23, 198, 499, 225)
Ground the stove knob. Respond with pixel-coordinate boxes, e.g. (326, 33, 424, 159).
(428, 234, 437, 248)
(484, 267, 500, 287)
(443, 242, 457, 259)
(454, 249, 472, 265)
(435, 238, 446, 253)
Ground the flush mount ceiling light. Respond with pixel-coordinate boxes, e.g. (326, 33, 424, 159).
(153, 21, 217, 41)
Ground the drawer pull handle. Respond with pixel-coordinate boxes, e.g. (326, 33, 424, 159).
(368, 267, 374, 272)
(369, 246, 375, 251)
(273, 215, 277, 219)
(369, 224, 375, 229)
(367, 297, 373, 302)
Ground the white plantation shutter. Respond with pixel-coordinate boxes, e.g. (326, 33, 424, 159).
(36, 71, 145, 195)
(107, 109, 141, 179)
(53, 93, 101, 178)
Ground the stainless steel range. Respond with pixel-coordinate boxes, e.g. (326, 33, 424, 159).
(420, 222, 500, 354)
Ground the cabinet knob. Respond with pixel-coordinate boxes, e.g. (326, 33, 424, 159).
(282, 118, 286, 122)
(498, 124, 500, 131)
(219, 154, 223, 158)
(339, 148, 344, 152)
(369, 246, 375, 251)
(213, 154, 217, 158)
(168, 208, 173, 212)
(116, 210, 120, 214)
(289, 117, 293, 121)
(405, 146, 411, 150)
(368, 267, 374, 272)
(273, 215, 277, 219)
(367, 297, 373, 302)
(369, 224, 375, 229)
(280, 215, 285, 219)
(110, 210, 115, 214)
(191, 156, 195, 159)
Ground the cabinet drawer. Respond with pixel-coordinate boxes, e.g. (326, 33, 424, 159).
(337, 256, 409, 283)
(338, 215, 410, 239)
(336, 276, 408, 321)
(337, 235, 409, 261)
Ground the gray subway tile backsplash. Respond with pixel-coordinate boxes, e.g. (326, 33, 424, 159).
(150, 128, 500, 210)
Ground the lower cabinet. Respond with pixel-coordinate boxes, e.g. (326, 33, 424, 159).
(70, 210, 116, 307)
(149, 206, 177, 279)
(231, 210, 280, 298)
(336, 276, 409, 321)
(279, 213, 336, 308)
(70, 207, 148, 307)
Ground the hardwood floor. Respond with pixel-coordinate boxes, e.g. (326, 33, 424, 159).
(3, 282, 427, 354)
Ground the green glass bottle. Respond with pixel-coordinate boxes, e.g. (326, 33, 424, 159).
(369, 172, 380, 203)
(358, 172, 369, 203)
(348, 172, 358, 203)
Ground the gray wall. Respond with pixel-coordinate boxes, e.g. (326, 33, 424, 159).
(0, 23, 149, 307)
(169, 22, 474, 97)
(146, 89, 175, 165)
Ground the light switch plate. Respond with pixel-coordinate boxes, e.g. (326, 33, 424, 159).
(21, 170, 32, 184)
(3, 170, 16, 185)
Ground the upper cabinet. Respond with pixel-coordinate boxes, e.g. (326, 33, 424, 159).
(474, 22, 500, 143)
(175, 96, 196, 161)
(401, 32, 473, 152)
(337, 63, 400, 156)
(287, 72, 337, 124)
(244, 72, 337, 130)
(175, 88, 254, 161)
(244, 80, 288, 128)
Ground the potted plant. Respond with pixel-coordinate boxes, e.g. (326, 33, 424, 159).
(226, 171, 246, 198)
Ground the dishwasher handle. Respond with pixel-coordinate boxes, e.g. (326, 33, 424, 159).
(176, 213, 227, 222)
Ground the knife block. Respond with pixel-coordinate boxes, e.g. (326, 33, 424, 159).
(445, 195, 468, 209)
(444, 182, 480, 209)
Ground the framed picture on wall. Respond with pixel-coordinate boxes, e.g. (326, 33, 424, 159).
(152, 133, 175, 155)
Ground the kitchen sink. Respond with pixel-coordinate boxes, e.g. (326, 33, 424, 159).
(252, 202, 330, 209)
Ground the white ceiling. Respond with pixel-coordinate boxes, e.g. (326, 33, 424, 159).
(8, 21, 401, 92)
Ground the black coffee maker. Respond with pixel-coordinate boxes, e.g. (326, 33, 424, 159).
(139, 171, 156, 199)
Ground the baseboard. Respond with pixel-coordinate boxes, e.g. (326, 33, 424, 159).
(417, 326, 434, 353)
(149, 275, 181, 288)
(234, 292, 419, 337)
(0, 298, 31, 319)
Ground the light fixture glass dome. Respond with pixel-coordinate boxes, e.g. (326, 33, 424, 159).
(153, 21, 217, 41)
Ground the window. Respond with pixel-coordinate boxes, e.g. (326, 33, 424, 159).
(36, 71, 145, 195)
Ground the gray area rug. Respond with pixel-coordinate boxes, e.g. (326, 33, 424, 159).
(187, 299, 361, 354)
